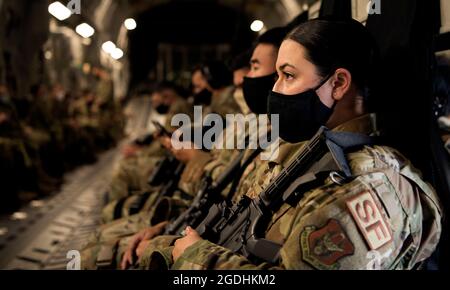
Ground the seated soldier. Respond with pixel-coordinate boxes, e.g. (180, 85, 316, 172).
(67, 89, 99, 164)
(102, 61, 244, 223)
(230, 50, 251, 114)
(78, 27, 287, 270)
(199, 60, 241, 117)
(91, 68, 122, 149)
(141, 18, 442, 270)
(122, 82, 189, 158)
(104, 82, 192, 206)
(79, 54, 253, 268)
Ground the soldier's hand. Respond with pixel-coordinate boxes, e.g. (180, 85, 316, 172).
(135, 240, 151, 260)
(152, 131, 161, 140)
(172, 141, 202, 164)
(172, 227, 203, 262)
(171, 147, 200, 163)
(159, 136, 173, 150)
(142, 221, 168, 240)
(122, 144, 141, 158)
(120, 222, 168, 270)
(121, 230, 145, 270)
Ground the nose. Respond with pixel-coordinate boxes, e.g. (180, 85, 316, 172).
(272, 75, 282, 93)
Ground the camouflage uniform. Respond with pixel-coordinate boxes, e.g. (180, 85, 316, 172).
(80, 90, 247, 269)
(94, 73, 125, 144)
(208, 86, 241, 117)
(103, 87, 242, 220)
(140, 114, 443, 270)
(67, 94, 100, 162)
(80, 143, 243, 269)
(104, 95, 192, 205)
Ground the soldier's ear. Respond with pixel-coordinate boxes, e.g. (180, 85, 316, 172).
(331, 68, 352, 101)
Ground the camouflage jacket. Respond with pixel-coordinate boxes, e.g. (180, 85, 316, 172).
(142, 114, 443, 270)
(206, 86, 241, 117)
(177, 87, 246, 197)
(164, 95, 193, 132)
(154, 114, 265, 224)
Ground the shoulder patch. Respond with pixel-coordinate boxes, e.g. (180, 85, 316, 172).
(301, 219, 354, 270)
(346, 191, 393, 250)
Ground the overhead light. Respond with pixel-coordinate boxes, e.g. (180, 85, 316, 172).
(124, 18, 137, 30)
(250, 20, 264, 32)
(111, 48, 124, 60)
(76, 23, 95, 38)
(102, 41, 116, 54)
(302, 4, 309, 11)
(48, 1, 72, 21)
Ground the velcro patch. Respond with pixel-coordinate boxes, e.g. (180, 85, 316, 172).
(301, 219, 354, 270)
(346, 191, 393, 250)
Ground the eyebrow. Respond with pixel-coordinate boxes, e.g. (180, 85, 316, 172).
(279, 63, 296, 70)
(250, 59, 260, 65)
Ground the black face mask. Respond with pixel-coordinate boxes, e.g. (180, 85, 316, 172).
(155, 104, 170, 114)
(242, 73, 277, 114)
(268, 75, 334, 143)
(193, 88, 212, 106)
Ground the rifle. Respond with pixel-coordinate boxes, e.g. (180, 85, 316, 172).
(164, 145, 262, 235)
(132, 120, 170, 146)
(196, 127, 374, 264)
(128, 158, 185, 216)
(133, 134, 154, 146)
(147, 154, 181, 186)
(152, 120, 171, 138)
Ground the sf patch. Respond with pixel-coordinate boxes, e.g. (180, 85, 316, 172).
(301, 219, 354, 270)
(346, 191, 393, 250)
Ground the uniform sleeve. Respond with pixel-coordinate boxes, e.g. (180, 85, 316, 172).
(165, 98, 193, 131)
(139, 235, 180, 270)
(172, 172, 409, 270)
(159, 144, 437, 270)
(278, 171, 417, 270)
(172, 240, 280, 270)
(178, 150, 213, 194)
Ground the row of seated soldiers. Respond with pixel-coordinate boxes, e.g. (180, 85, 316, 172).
(0, 72, 123, 214)
(80, 19, 444, 270)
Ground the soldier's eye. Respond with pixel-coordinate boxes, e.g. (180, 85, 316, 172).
(283, 72, 294, 80)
